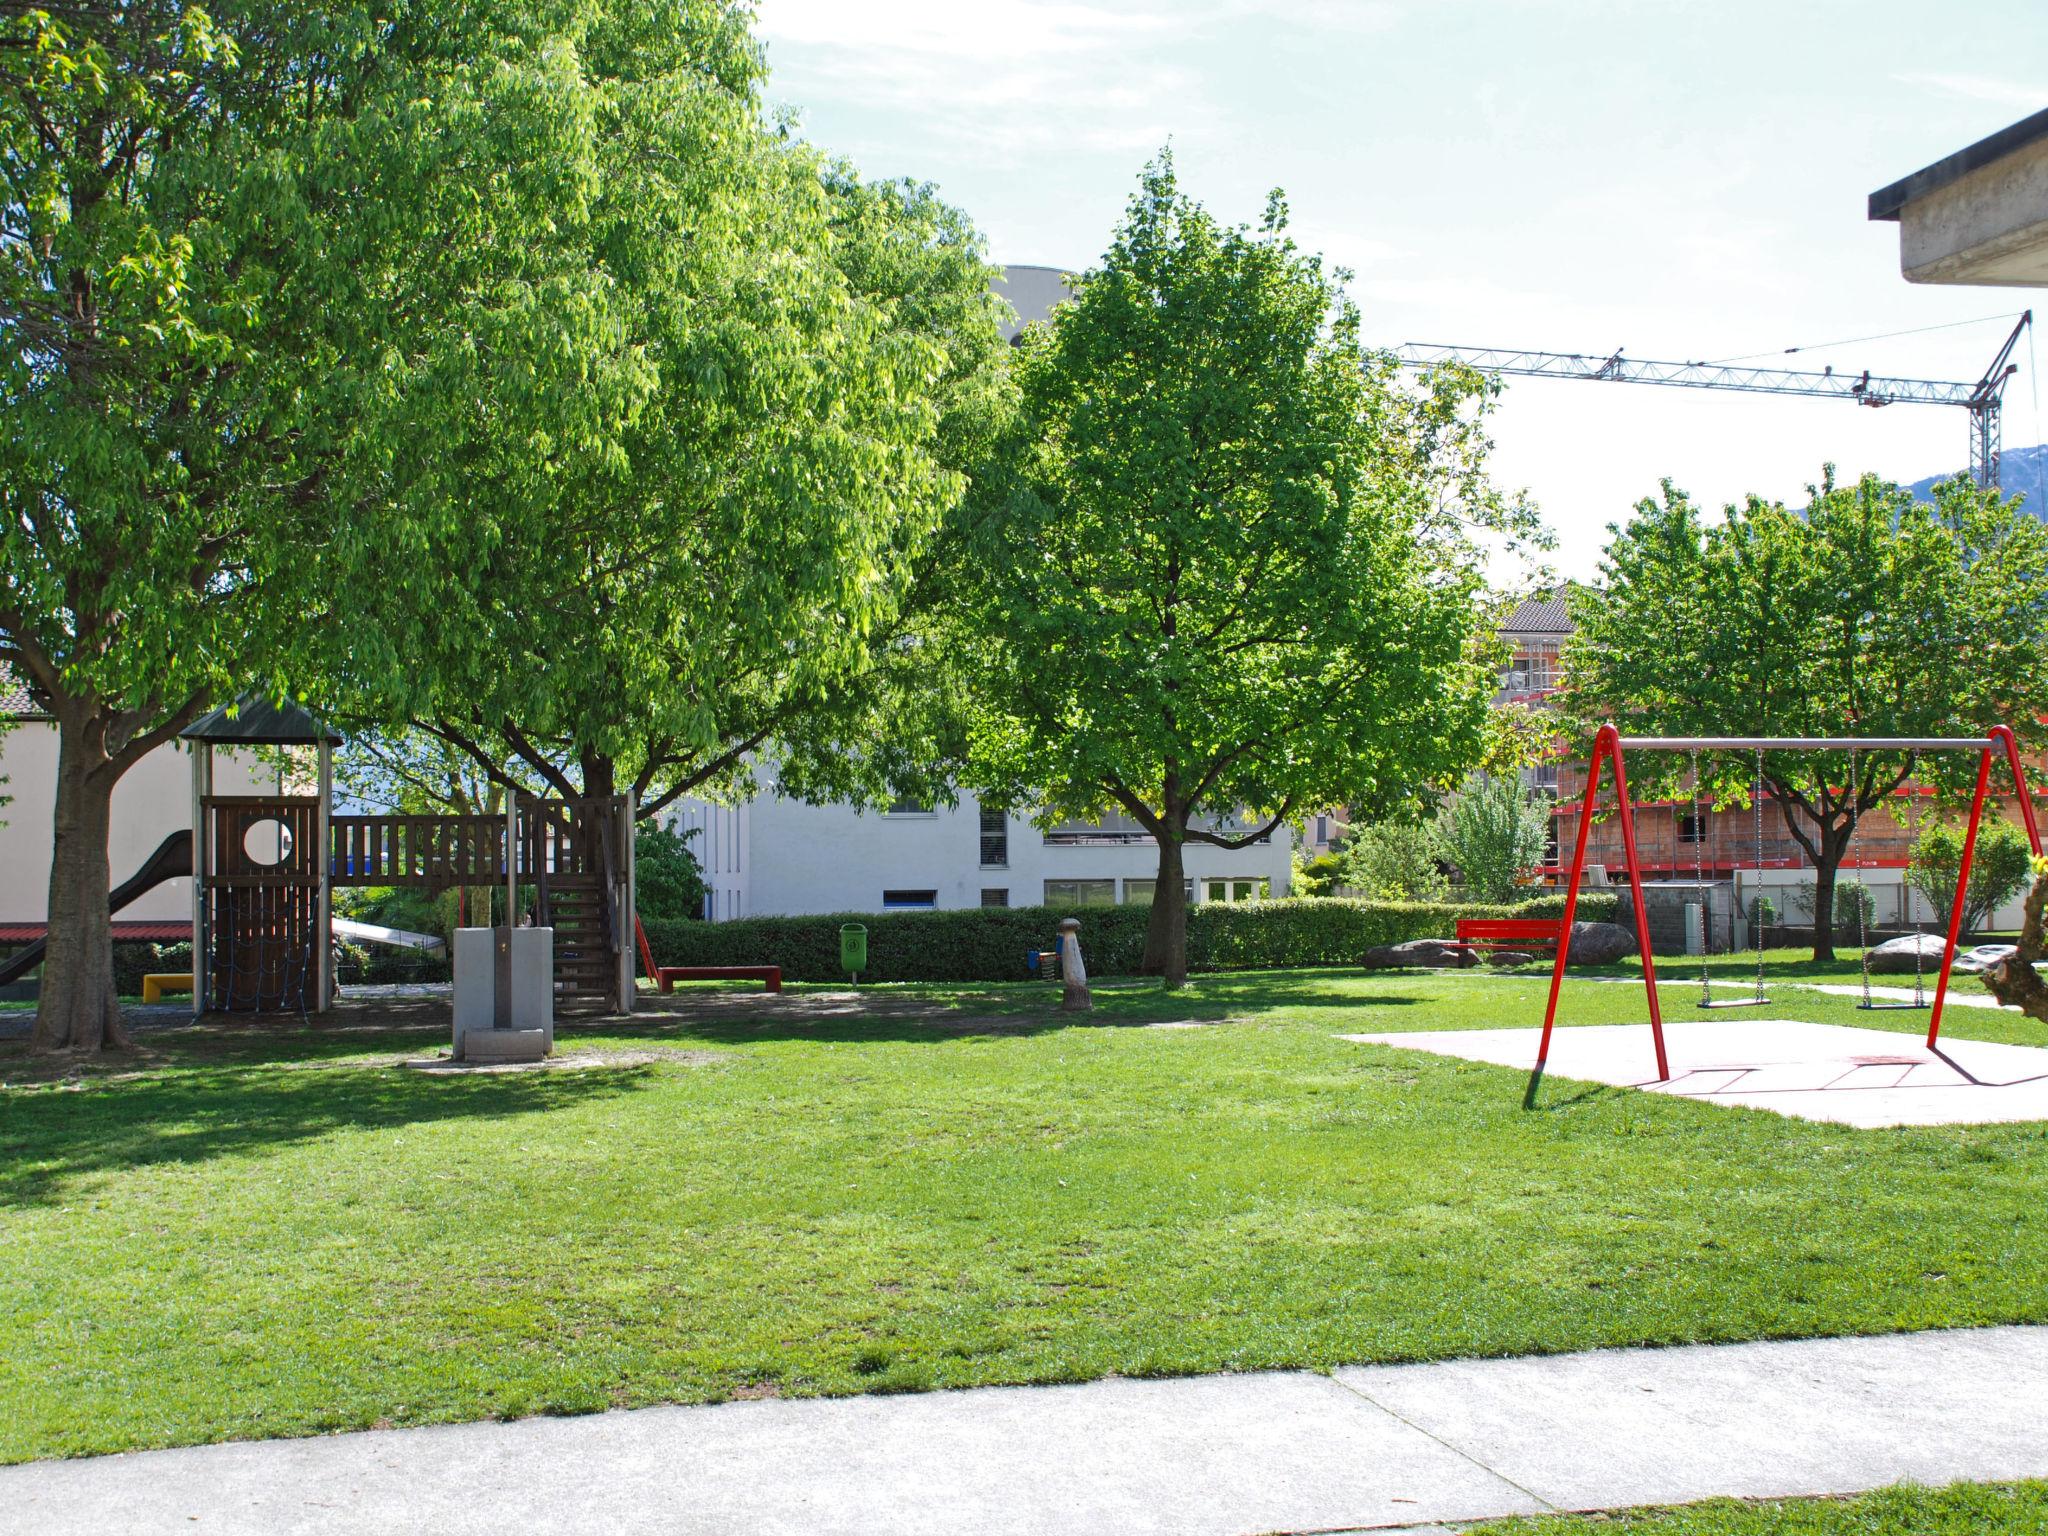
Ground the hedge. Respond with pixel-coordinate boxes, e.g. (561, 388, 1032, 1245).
(641, 892, 1620, 985)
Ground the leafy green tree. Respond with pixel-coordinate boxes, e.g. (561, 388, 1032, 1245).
(1434, 773, 1550, 901)
(955, 157, 1529, 986)
(1910, 817, 2034, 932)
(1, 1, 666, 1049)
(1338, 821, 1451, 903)
(1561, 471, 2048, 960)
(380, 146, 1011, 825)
(635, 823, 709, 922)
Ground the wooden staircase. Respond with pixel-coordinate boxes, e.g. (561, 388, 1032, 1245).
(542, 872, 616, 1008)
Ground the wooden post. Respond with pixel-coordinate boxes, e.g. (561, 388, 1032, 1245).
(190, 742, 212, 1015)
(505, 792, 519, 934)
(618, 791, 636, 1014)
(315, 741, 332, 1012)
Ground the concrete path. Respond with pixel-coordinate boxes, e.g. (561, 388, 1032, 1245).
(1343, 1018, 2048, 1126)
(4, 1327, 2046, 1535)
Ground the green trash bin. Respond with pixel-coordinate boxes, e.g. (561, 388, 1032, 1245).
(840, 924, 868, 984)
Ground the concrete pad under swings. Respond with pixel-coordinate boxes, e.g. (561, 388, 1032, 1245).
(1337, 1018, 2048, 1127)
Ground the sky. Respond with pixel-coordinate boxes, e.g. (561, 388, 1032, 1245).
(753, 0, 2048, 583)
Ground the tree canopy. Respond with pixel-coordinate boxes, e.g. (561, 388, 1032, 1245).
(1560, 470, 2048, 959)
(360, 133, 1012, 820)
(3, 0, 698, 1047)
(953, 156, 1530, 985)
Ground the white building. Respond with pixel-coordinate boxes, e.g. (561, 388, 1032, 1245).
(0, 677, 270, 940)
(672, 791, 1291, 921)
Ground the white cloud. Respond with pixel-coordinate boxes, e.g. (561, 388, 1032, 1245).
(753, 0, 1402, 159)
(1892, 73, 2048, 112)
(757, 0, 1209, 159)
(757, 0, 1172, 61)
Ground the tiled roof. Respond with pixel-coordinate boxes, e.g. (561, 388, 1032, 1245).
(1502, 592, 1572, 635)
(0, 668, 50, 720)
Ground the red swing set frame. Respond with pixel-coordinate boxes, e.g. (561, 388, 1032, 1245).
(1538, 724, 2045, 1081)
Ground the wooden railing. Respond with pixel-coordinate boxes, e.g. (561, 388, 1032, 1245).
(329, 799, 622, 889)
(329, 814, 509, 887)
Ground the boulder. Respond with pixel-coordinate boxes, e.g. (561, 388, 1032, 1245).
(1565, 921, 1636, 966)
(1485, 950, 1538, 968)
(1865, 932, 1951, 974)
(1364, 938, 1476, 970)
(1955, 943, 2018, 975)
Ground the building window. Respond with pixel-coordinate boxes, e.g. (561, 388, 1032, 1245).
(1315, 815, 1330, 844)
(979, 804, 1008, 867)
(980, 888, 1009, 908)
(883, 889, 938, 909)
(1121, 878, 1195, 906)
(1045, 878, 1117, 907)
(1043, 811, 1150, 846)
(1202, 878, 1269, 904)
(885, 797, 934, 816)
(1676, 807, 1707, 844)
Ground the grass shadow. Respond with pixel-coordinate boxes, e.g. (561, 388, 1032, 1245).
(0, 1046, 660, 1210)
(618, 974, 1425, 1045)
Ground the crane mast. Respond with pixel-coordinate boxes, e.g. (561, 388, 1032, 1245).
(1395, 310, 2031, 488)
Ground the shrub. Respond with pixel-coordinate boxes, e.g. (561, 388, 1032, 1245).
(637, 822, 708, 921)
(1434, 773, 1551, 902)
(112, 942, 193, 997)
(1293, 849, 1348, 898)
(1910, 817, 2034, 931)
(641, 891, 1619, 984)
(1338, 821, 1450, 903)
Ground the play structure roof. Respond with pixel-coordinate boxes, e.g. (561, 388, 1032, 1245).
(181, 694, 342, 747)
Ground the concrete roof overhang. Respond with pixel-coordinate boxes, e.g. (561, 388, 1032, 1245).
(1870, 107, 2048, 287)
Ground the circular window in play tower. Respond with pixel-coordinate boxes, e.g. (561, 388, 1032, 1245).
(242, 818, 295, 868)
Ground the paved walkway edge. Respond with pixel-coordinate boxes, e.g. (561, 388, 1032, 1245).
(3, 1326, 2044, 1536)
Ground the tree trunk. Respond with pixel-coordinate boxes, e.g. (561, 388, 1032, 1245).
(1140, 831, 1190, 989)
(1810, 853, 1840, 964)
(32, 727, 128, 1053)
(579, 747, 617, 802)
(1983, 872, 2048, 1019)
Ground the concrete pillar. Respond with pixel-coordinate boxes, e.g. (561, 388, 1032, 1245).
(1058, 917, 1091, 1012)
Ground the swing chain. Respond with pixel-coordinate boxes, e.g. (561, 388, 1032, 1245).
(1753, 747, 1767, 1003)
(1851, 746, 1872, 1004)
(1693, 746, 1710, 1007)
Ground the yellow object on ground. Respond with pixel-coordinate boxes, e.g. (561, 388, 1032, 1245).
(141, 973, 194, 1005)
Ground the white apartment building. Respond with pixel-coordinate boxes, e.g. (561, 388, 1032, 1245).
(0, 677, 270, 939)
(671, 791, 1291, 921)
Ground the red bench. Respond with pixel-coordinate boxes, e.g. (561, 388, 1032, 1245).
(634, 917, 782, 993)
(1453, 918, 1564, 957)
(652, 964, 781, 994)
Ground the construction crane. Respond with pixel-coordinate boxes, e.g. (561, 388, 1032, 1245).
(1395, 310, 2032, 489)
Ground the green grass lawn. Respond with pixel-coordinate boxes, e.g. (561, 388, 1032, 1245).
(3, 963, 2046, 1463)
(1479, 1481, 2048, 1533)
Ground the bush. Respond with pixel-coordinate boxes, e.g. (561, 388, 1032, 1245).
(641, 891, 1620, 984)
(1338, 821, 1450, 903)
(112, 942, 193, 997)
(637, 822, 708, 921)
(1434, 773, 1551, 902)
(1910, 817, 2034, 931)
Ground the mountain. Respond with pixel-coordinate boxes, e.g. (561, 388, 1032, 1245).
(1906, 441, 2048, 513)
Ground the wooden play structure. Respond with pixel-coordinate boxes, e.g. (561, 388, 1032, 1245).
(182, 699, 637, 1014)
